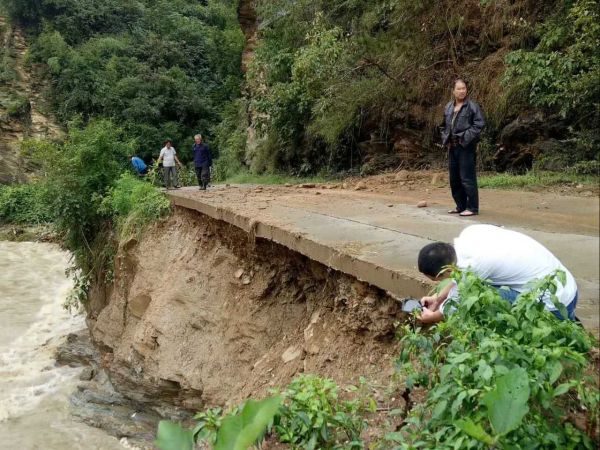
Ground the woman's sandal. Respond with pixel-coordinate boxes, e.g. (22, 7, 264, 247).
(459, 210, 478, 217)
(447, 208, 462, 214)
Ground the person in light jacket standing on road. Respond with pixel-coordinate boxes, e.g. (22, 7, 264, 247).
(157, 140, 182, 189)
(441, 79, 485, 217)
(192, 134, 212, 190)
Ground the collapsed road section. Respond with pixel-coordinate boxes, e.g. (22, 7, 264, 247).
(167, 185, 599, 330)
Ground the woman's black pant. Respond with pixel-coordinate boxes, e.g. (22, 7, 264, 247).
(448, 143, 479, 213)
(195, 165, 210, 188)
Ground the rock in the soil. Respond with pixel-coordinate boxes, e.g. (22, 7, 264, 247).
(306, 344, 320, 355)
(241, 275, 252, 285)
(300, 183, 315, 188)
(387, 204, 394, 207)
(284, 183, 292, 187)
(576, 183, 584, 190)
(56, 330, 100, 368)
(417, 200, 428, 208)
(354, 181, 367, 191)
(281, 345, 303, 363)
(395, 170, 410, 181)
(79, 367, 95, 381)
(234, 268, 244, 279)
(342, 182, 349, 189)
(315, 191, 321, 195)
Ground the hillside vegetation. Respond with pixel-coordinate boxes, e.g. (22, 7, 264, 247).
(2, 0, 598, 176)
(237, 0, 599, 176)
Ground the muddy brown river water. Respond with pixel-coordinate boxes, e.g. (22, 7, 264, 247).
(0, 241, 127, 450)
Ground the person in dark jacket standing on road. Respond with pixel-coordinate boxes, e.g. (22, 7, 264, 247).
(441, 79, 485, 217)
(192, 134, 212, 190)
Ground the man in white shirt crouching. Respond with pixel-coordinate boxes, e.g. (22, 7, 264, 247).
(417, 224, 578, 324)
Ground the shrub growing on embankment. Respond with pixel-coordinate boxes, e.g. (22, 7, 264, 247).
(393, 270, 599, 449)
(13, 119, 171, 308)
(100, 172, 171, 238)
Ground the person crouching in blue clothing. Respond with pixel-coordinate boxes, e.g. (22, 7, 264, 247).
(192, 134, 212, 190)
(130, 155, 148, 175)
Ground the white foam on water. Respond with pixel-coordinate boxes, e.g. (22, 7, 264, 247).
(0, 241, 80, 422)
(0, 241, 125, 449)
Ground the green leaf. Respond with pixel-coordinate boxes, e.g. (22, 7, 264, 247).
(450, 391, 468, 418)
(431, 400, 448, 420)
(454, 418, 495, 445)
(384, 431, 404, 443)
(548, 360, 563, 384)
(214, 396, 282, 450)
(155, 421, 195, 450)
(482, 367, 530, 435)
(553, 383, 571, 397)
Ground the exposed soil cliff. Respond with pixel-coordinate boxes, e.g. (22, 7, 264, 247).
(88, 208, 405, 416)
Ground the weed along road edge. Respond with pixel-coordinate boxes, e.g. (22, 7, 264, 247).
(167, 185, 600, 331)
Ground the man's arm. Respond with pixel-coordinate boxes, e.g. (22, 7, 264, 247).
(421, 280, 455, 312)
(419, 308, 444, 324)
(461, 101, 485, 146)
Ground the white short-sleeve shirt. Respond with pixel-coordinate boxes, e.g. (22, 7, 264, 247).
(444, 224, 577, 312)
(159, 147, 177, 167)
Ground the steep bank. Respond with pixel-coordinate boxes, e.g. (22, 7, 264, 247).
(88, 207, 404, 416)
(0, 14, 61, 184)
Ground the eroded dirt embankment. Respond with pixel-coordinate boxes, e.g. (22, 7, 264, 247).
(88, 207, 405, 414)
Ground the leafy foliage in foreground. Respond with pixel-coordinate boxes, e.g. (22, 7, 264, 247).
(392, 271, 599, 449)
(273, 374, 369, 449)
(155, 376, 371, 450)
(155, 396, 282, 450)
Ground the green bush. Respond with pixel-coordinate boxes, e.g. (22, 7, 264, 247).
(392, 270, 598, 449)
(5, 94, 31, 119)
(23, 118, 134, 282)
(274, 374, 367, 449)
(101, 173, 171, 237)
(155, 397, 282, 450)
(0, 182, 53, 224)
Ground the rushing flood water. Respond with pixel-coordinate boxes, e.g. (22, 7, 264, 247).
(0, 241, 125, 450)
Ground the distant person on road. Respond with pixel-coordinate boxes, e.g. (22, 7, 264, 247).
(130, 155, 147, 176)
(441, 79, 485, 217)
(417, 224, 578, 324)
(157, 140, 182, 189)
(192, 134, 212, 190)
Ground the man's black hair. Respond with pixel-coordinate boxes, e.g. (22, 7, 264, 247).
(418, 242, 456, 277)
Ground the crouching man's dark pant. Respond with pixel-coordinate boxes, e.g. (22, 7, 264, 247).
(195, 165, 210, 189)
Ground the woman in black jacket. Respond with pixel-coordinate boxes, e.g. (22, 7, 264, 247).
(441, 79, 485, 216)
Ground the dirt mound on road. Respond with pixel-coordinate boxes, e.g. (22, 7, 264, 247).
(88, 208, 406, 412)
